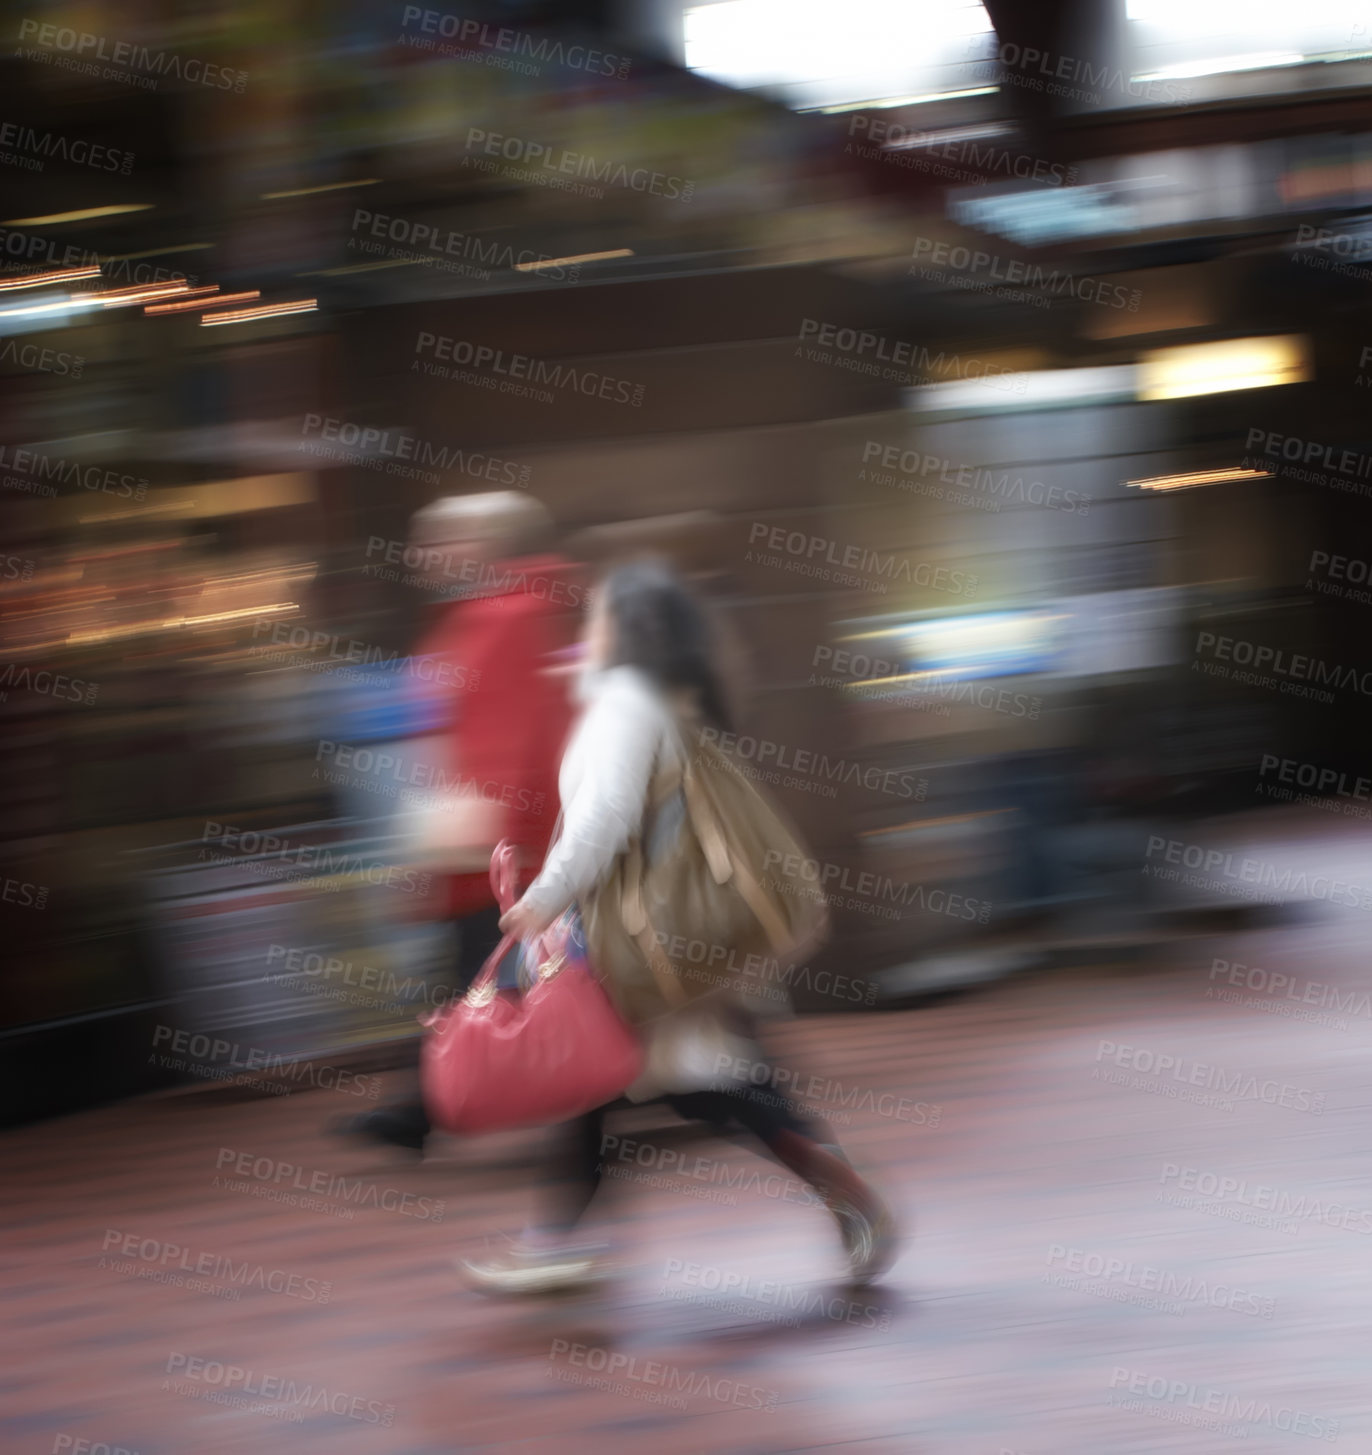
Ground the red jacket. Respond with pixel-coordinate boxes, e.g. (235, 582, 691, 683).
(412, 554, 578, 918)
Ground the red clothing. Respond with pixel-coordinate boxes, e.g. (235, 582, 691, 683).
(412, 554, 578, 918)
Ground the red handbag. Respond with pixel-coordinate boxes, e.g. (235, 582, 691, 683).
(420, 841, 644, 1135)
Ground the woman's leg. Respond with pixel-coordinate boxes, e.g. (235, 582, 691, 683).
(665, 1081, 899, 1286)
(458, 1101, 614, 1293)
(537, 1102, 609, 1236)
(341, 905, 504, 1153)
(666, 1084, 814, 1144)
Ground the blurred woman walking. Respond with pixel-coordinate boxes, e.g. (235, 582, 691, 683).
(461, 559, 898, 1294)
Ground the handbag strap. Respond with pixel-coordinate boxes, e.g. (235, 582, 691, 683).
(488, 839, 521, 911)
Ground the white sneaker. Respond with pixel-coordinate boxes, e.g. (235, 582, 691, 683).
(457, 1234, 611, 1295)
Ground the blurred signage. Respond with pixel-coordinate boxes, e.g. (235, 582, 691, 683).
(950, 183, 1138, 246)
(952, 138, 1372, 246)
(903, 610, 1062, 679)
(845, 609, 1064, 685)
(1055, 587, 1183, 674)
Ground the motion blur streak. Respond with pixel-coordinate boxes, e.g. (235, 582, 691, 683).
(3, 0, 1372, 1450)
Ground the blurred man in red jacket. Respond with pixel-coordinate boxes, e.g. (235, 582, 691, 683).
(346, 492, 580, 1154)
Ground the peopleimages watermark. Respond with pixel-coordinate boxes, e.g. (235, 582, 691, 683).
(859, 439, 1090, 513)
(843, 115, 1075, 187)
(657, 1258, 891, 1330)
(2, 876, 49, 909)
(213, 1148, 445, 1222)
(745, 521, 977, 600)
(0, 120, 133, 173)
(1107, 1367, 1340, 1443)
(149, 1024, 381, 1100)
(1143, 833, 1372, 912)
(599, 1131, 826, 1211)
(710, 1052, 941, 1129)
(300, 413, 531, 488)
(1158, 1162, 1372, 1237)
(463, 128, 692, 202)
(361, 537, 589, 607)
(248, 618, 479, 691)
(313, 739, 550, 819)
(413, 330, 644, 407)
(100, 1229, 332, 1304)
(0, 443, 147, 500)
(1190, 629, 1370, 705)
(1044, 1243, 1274, 1319)
(761, 849, 992, 925)
(400, 7, 631, 79)
(699, 722, 924, 802)
(163, 1353, 393, 1426)
(16, 21, 248, 92)
(0, 664, 98, 705)
(547, 1340, 775, 1412)
(264, 944, 455, 1018)
(649, 930, 879, 1007)
(1306, 547, 1372, 608)
(1205, 955, 1369, 1032)
(1289, 223, 1372, 282)
(347, 207, 581, 283)
(969, 39, 1190, 106)
(0, 337, 84, 377)
(1093, 1039, 1325, 1115)
(1242, 428, 1372, 501)
(796, 318, 1026, 393)
(51, 1439, 141, 1455)
(1200, 632, 1342, 686)
(909, 237, 1141, 312)
(0, 226, 191, 285)
(198, 821, 432, 897)
(1256, 752, 1372, 821)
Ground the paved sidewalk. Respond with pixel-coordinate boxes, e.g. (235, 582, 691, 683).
(5, 846, 1372, 1453)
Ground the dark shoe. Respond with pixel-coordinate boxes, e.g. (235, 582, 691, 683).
(770, 1131, 901, 1287)
(333, 1102, 430, 1154)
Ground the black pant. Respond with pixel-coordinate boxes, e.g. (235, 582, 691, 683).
(543, 1082, 820, 1233)
(393, 904, 505, 1140)
(453, 903, 506, 993)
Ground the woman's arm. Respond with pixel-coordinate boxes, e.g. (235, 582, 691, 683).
(518, 678, 666, 921)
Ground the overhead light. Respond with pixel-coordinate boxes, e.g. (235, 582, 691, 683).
(121, 284, 221, 311)
(0, 283, 188, 320)
(0, 266, 102, 291)
(200, 299, 318, 325)
(298, 259, 428, 277)
(907, 364, 1139, 416)
(260, 180, 381, 200)
(1127, 467, 1274, 491)
(0, 295, 101, 320)
(145, 290, 258, 315)
(1137, 335, 1309, 401)
(98, 280, 193, 308)
(77, 502, 198, 524)
(809, 87, 999, 114)
(514, 249, 635, 272)
(107, 243, 214, 261)
(2, 204, 156, 225)
(881, 122, 1014, 151)
(1134, 52, 1304, 81)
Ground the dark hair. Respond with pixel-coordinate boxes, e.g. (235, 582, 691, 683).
(602, 558, 732, 732)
